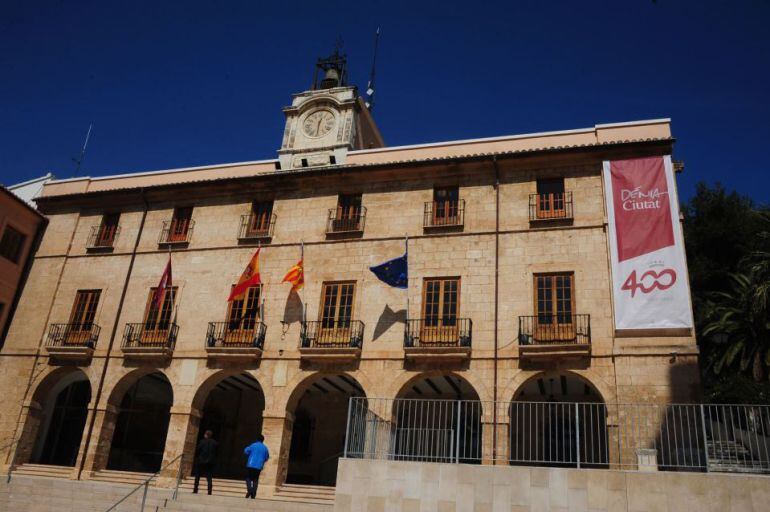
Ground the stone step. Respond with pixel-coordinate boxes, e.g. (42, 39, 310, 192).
(275, 484, 336, 502)
(164, 492, 333, 512)
(90, 468, 155, 486)
(12, 463, 74, 478)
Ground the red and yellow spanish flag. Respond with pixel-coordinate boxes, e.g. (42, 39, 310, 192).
(228, 248, 261, 302)
(282, 259, 304, 292)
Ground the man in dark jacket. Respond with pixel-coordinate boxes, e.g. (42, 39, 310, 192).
(193, 430, 218, 495)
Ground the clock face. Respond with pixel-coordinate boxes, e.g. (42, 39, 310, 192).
(302, 110, 336, 138)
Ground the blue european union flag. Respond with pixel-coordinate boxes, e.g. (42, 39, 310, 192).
(369, 252, 408, 289)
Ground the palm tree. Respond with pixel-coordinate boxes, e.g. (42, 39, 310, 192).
(702, 223, 770, 382)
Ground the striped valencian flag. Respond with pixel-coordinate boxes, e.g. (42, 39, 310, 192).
(282, 259, 304, 292)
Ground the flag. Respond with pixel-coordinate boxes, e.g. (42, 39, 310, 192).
(369, 251, 408, 289)
(282, 259, 304, 292)
(228, 248, 261, 302)
(152, 256, 172, 310)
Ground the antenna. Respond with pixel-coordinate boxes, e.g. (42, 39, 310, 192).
(72, 123, 93, 177)
(365, 27, 381, 111)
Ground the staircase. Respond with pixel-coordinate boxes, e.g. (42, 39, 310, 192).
(172, 477, 335, 508)
(90, 468, 155, 485)
(275, 483, 336, 505)
(706, 439, 770, 474)
(11, 463, 74, 479)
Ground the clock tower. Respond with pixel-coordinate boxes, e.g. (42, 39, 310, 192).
(277, 49, 384, 170)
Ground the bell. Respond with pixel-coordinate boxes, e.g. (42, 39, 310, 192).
(320, 68, 340, 89)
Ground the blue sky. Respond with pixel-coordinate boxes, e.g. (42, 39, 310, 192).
(1, 1, 768, 202)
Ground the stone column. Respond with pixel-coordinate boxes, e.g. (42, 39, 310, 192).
(4, 400, 42, 472)
(81, 404, 118, 478)
(156, 406, 199, 488)
(258, 412, 294, 498)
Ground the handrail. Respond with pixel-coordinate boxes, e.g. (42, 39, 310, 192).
(2, 436, 19, 483)
(104, 453, 184, 512)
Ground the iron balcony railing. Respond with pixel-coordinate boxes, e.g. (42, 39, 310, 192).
(326, 206, 366, 234)
(86, 225, 121, 249)
(159, 219, 194, 244)
(424, 200, 465, 228)
(45, 323, 100, 349)
(344, 398, 770, 474)
(206, 321, 266, 349)
(300, 320, 364, 349)
(122, 322, 178, 350)
(518, 314, 591, 345)
(238, 213, 276, 240)
(404, 318, 472, 348)
(528, 192, 574, 221)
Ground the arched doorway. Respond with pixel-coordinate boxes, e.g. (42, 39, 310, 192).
(107, 372, 173, 473)
(286, 373, 365, 486)
(509, 371, 608, 468)
(393, 373, 482, 464)
(196, 373, 265, 480)
(28, 370, 91, 467)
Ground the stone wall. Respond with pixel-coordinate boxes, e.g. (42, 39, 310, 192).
(335, 459, 770, 512)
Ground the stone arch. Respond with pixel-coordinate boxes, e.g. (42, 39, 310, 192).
(503, 368, 615, 406)
(281, 372, 368, 487)
(388, 369, 491, 406)
(185, 370, 266, 480)
(508, 370, 610, 469)
(280, 370, 373, 416)
(102, 369, 174, 473)
(15, 367, 92, 468)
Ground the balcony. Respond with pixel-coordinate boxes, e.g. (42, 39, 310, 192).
(86, 225, 120, 251)
(423, 200, 465, 231)
(121, 322, 178, 358)
(238, 214, 276, 243)
(326, 207, 366, 236)
(403, 318, 472, 362)
(518, 314, 591, 360)
(45, 323, 100, 359)
(299, 320, 364, 362)
(158, 219, 194, 246)
(205, 321, 266, 360)
(528, 192, 574, 223)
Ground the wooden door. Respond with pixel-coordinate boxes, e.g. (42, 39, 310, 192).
(225, 286, 261, 344)
(247, 202, 273, 236)
(96, 214, 120, 247)
(421, 278, 460, 343)
(433, 187, 459, 226)
(536, 179, 565, 219)
(534, 273, 575, 342)
(66, 290, 101, 344)
(142, 287, 177, 344)
(318, 282, 355, 345)
(334, 195, 362, 231)
(169, 207, 193, 242)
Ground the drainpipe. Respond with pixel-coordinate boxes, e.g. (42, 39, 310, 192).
(77, 189, 148, 480)
(492, 156, 501, 462)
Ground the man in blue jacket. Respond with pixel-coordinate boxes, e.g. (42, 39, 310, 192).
(243, 434, 269, 499)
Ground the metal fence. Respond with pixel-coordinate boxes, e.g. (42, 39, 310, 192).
(344, 398, 770, 474)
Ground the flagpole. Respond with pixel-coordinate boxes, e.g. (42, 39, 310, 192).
(405, 235, 409, 321)
(301, 241, 306, 323)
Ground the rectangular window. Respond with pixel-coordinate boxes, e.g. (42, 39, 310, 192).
(319, 281, 355, 328)
(432, 186, 460, 225)
(95, 213, 120, 247)
(143, 286, 177, 332)
(226, 285, 261, 330)
(246, 201, 273, 237)
(420, 277, 460, 343)
(168, 207, 193, 242)
(0, 225, 26, 264)
(535, 178, 566, 219)
(66, 290, 101, 343)
(330, 194, 363, 232)
(534, 273, 574, 324)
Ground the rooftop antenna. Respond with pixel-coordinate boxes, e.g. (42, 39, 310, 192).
(72, 123, 93, 177)
(365, 27, 381, 111)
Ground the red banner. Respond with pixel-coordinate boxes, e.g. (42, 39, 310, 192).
(610, 156, 674, 262)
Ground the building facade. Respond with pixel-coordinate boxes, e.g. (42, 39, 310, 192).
(0, 60, 700, 495)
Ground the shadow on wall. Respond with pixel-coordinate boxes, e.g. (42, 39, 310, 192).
(283, 291, 304, 324)
(372, 305, 406, 342)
